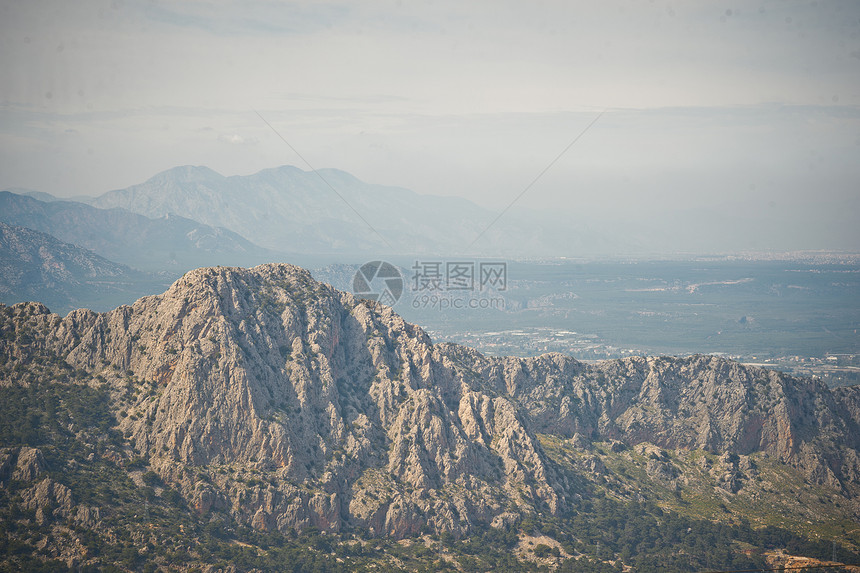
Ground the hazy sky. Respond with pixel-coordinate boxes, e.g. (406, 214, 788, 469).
(1, 0, 858, 251)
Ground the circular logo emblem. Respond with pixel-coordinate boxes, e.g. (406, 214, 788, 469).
(352, 261, 403, 306)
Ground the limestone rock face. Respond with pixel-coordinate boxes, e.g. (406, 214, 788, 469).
(473, 352, 860, 491)
(3, 263, 859, 538)
(12, 447, 46, 482)
(11, 264, 564, 536)
(0, 447, 47, 485)
(22, 478, 74, 524)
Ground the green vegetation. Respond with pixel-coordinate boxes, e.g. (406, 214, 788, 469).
(539, 434, 860, 568)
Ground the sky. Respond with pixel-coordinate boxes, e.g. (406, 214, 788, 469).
(1, 0, 859, 252)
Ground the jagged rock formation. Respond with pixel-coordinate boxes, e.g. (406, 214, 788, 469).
(463, 350, 860, 491)
(1, 263, 859, 541)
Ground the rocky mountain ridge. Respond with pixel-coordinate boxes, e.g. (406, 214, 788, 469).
(2, 263, 858, 549)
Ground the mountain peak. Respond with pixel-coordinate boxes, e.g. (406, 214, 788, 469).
(146, 165, 224, 183)
(166, 263, 318, 306)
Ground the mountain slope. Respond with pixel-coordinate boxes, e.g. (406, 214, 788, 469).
(0, 222, 166, 314)
(0, 264, 858, 570)
(87, 165, 622, 256)
(34, 264, 565, 537)
(0, 191, 279, 272)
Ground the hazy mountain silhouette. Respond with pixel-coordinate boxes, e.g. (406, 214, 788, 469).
(0, 191, 281, 272)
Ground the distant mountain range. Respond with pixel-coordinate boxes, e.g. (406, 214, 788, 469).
(0, 222, 166, 314)
(83, 165, 623, 256)
(4, 165, 631, 262)
(0, 191, 280, 272)
(0, 163, 707, 316)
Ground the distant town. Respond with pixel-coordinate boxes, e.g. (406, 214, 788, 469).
(429, 326, 860, 388)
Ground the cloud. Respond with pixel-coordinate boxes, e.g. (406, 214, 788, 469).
(217, 133, 258, 145)
(138, 0, 350, 36)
